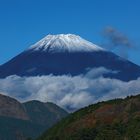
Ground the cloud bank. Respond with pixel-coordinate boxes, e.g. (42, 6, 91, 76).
(0, 67, 140, 112)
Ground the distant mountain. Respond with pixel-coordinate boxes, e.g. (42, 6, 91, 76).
(38, 94, 140, 140)
(23, 100, 68, 127)
(0, 93, 68, 140)
(0, 34, 140, 81)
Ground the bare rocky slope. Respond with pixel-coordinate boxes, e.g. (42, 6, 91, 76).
(0, 94, 29, 120)
(0, 93, 68, 140)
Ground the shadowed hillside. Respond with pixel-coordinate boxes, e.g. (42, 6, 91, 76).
(38, 94, 140, 140)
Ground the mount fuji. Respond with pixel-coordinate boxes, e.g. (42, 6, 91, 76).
(0, 34, 140, 81)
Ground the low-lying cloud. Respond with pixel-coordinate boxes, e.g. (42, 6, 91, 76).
(0, 67, 140, 112)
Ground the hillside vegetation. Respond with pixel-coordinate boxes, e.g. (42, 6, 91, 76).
(38, 94, 140, 140)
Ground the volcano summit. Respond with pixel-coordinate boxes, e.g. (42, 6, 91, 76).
(29, 34, 104, 52)
(0, 34, 140, 81)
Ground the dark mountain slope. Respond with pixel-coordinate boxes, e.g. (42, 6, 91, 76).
(0, 50, 140, 81)
(0, 116, 45, 140)
(38, 94, 140, 140)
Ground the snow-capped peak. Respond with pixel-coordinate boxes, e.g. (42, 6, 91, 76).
(29, 34, 104, 53)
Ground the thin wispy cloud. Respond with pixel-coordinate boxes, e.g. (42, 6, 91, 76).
(101, 26, 135, 58)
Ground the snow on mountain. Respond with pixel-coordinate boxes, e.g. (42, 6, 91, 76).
(28, 34, 104, 53)
(0, 33, 140, 81)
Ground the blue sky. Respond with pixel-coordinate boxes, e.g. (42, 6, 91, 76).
(0, 0, 140, 65)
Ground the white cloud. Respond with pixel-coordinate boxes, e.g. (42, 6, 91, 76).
(0, 67, 140, 112)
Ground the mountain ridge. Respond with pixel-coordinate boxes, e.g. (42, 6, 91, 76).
(0, 93, 68, 140)
(37, 94, 140, 140)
